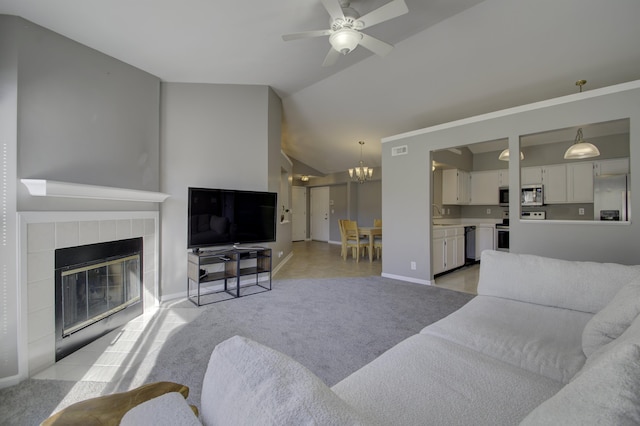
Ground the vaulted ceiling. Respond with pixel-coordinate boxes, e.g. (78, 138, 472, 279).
(2, 0, 640, 178)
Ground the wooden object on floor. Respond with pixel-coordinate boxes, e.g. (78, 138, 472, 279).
(41, 381, 198, 426)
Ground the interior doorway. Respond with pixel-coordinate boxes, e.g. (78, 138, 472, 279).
(310, 186, 330, 242)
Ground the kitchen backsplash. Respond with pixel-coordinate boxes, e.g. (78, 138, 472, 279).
(441, 204, 595, 221)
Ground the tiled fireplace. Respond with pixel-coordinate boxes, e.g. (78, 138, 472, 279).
(18, 211, 159, 376)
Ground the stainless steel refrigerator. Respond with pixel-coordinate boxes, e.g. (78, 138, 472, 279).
(594, 174, 630, 221)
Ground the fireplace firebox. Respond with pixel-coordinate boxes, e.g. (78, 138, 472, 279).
(55, 238, 143, 361)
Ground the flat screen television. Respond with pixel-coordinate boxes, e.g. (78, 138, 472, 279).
(188, 187, 277, 250)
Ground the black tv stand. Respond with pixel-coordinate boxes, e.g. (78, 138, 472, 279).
(187, 247, 272, 306)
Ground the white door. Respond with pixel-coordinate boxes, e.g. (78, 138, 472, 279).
(310, 187, 330, 242)
(292, 186, 307, 241)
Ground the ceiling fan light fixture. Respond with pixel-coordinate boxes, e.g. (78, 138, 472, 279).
(564, 128, 600, 159)
(329, 28, 362, 54)
(498, 148, 524, 161)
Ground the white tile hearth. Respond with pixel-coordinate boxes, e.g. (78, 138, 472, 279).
(33, 301, 198, 383)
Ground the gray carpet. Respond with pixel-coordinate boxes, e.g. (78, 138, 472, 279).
(0, 276, 473, 425)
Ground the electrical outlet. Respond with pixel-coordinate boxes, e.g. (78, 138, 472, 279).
(410, 261, 417, 270)
(486, 208, 491, 214)
(578, 208, 585, 216)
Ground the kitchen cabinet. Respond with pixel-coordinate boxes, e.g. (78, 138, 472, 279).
(470, 170, 501, 205)
(521, 167, 543, 185)
(432, 227, 465, 274)
(522, 162, 596, 204)
(498, 170, 508, 187)
(442, 169, 470, 205)
(594, 158, 629, 175)
(567, 162, 594, 202)
(542, 164, 567, 204)
(475, 225, 495, 261)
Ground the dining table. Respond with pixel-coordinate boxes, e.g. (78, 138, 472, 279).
(358, 226, 382, 262)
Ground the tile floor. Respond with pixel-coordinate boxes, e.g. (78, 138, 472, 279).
(433, 263, 480, 295)
(34, 240, 477, 382)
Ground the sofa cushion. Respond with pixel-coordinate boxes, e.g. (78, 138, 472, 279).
(582, 276, 640, 357)
(520, 342, 640, 426)
(421, 296, 591, 383)
(332, 334, 562, 426)
(477, 250, 640, 314)
(200, 335, 374, 426)
(120, 392, 201, 426)
(580, 312, 640, 377)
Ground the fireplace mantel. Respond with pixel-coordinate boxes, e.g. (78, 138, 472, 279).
(21, 179, 170, 203)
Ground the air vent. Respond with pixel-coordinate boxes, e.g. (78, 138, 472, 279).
(391, 145, 408, 156)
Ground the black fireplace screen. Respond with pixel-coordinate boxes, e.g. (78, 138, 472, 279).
(55, 237, 143, 361)
(61, 254, 140, 337)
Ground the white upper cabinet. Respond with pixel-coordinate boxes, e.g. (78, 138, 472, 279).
(594, 158, 629, 176)
(542, 164, 568, 204)
(498, 170, 508, 187)
(521, 165, 566, 202)
(521, 161, 597, 204)
(470, 170, 502, 205)
(521, 167, 543, 185)
(567, 162, 594, 202)
(442, 169, 471, 205)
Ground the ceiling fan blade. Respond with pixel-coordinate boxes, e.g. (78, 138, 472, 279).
(321, 0, 345, 21)
(359, 33, 394, 57)
(357, 0, 409, 29)
(282, 29, 332, 41)
(322, 48, 341, 67)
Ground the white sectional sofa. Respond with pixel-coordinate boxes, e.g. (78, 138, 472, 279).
(122, 250, 640, 425)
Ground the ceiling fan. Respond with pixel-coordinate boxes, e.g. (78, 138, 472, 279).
(282, 0, 409, 66)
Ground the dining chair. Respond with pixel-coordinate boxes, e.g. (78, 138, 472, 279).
(338, 219, 348, 258)
(342, 220, 368, 262)
(374, 237, 382, 260)
(372, 219, 382, 259)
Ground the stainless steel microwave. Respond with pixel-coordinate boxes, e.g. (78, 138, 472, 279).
(521, 184, 544, 206)
(498, 186, 509, 206)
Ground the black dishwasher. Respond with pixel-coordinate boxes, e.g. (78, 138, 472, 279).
(464, 226, 476, 265)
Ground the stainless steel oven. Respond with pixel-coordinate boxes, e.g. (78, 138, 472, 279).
(495, 220, 509, 252)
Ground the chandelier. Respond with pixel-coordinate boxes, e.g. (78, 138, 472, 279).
(348, 141, 373, 183)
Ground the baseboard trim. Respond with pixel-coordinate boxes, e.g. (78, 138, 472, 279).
(381, 272, 431, 286)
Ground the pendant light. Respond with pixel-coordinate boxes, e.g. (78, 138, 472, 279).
(498, 149, 524, 161)
(564, 127, 600, 159)
(564, 80, 600, 159)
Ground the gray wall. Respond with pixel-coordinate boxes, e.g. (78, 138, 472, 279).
(160, 83, 289, 299)
(0, 15, 160, 384)
(14, 17, 161, 212)
(0, 15, 20, 384)
(356, 180, 382, 227)
(382, 82, 640, 283)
